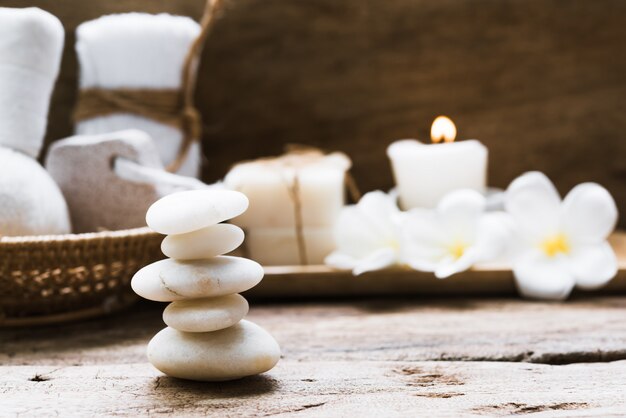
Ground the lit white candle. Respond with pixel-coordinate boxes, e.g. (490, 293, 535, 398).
(387, 116, 488, 209)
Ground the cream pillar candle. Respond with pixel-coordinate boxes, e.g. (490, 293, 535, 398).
(224, 149, 352, 265)
(387, 116, 488, 209)
(244, 227, 335, 266)
(224, 150, 351, 228)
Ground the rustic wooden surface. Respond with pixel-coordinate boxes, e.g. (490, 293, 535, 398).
(2, 297, 626, 416)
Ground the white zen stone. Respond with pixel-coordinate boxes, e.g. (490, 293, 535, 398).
(146, 190, 249, 235)
(161, 223, 244, 260)
(131, 256, 264, 302)
(163, 294, 249, 332)
(148, 320, 281, 381)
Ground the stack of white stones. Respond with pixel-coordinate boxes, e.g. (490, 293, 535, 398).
(131, 190, 280, 381)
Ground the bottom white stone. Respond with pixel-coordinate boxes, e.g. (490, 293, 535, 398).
(147, 320, 281, 381)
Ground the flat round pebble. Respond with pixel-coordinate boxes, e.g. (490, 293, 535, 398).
(148, 320, 281, 381)
(161, 223, 244, 260)
(131, 256, 263, 302)
(146, 190, 249, 235)
(163, 294, 249, 333)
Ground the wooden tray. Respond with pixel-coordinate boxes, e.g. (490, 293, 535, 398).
(245, 232, 626, 299)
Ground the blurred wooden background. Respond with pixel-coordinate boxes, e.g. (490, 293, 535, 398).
(5, 0, 626, 223)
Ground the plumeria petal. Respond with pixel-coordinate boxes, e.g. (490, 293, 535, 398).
(333, 191, 399, 258)
(561, 183, 618, 245)
(333, 206, 380, 257)
(401, 208, 447, 256)
(324, 252, 359, 271)
(352, 248, 397, 275)
(400, 209, 450, 271)
(402, 190, 505, 278)
(505, 172, 561, 241)
(434, 248, 480, 279)
(327, 190, 402, 274)
(404, 257, 440, 274)
(437, 189, 486, 243)
(568, 242, 618, 289)
(513, 250, 575, 300)
(473, 211, 516, 262)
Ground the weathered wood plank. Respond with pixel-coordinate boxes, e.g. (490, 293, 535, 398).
(2, 298, 626, 416)
(3, 297, 626, 366)
(2, 360, 626, 416)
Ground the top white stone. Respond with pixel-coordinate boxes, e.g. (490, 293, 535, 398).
(146, 190, 249, 235)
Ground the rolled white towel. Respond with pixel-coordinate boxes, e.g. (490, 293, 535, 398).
(46, 130, 208, 233)
(0, 7, 64, 158)
(0, 147, 70, 236)
(74, 13, 202, 178)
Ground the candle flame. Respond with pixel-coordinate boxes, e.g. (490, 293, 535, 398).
(430, 116, 457, 143)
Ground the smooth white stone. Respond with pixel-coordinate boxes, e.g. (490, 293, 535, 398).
(147, 320, 281, 381)
(131, 256, 263, 302)
(163, 294, 249, 332)
(161, 223, 244, 260)
(146, 190, 249, 235)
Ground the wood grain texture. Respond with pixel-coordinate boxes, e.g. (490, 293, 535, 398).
(3, 298, 626, 366)
(5, 0, 626, 224)
(3, 361, 626, 417)
(2, 298, 626, 416)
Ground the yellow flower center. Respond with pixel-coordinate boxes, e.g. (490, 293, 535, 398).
(385, 240, 400, 250)
(540, 233, 570, 257)
(447, 240, 468, 260)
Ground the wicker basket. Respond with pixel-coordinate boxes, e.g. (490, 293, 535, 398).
(0, 227, 163, 327)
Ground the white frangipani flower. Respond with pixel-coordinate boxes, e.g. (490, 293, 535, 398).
(505, 171, 618, 300)
(401, 189, 512, 278)
(325, 191, 403, 275)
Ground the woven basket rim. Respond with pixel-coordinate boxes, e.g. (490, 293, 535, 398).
(0, 226, 159, 245)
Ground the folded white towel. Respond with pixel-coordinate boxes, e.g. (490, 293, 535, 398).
(46, 130, 207, 233)
(75, 13, 202, 178)
(0, 7, 64, 158)
(0, 146, 70, 236)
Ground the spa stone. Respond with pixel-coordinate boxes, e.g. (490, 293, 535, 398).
(161, 223, 244, 260)
(131, 256, 263, 302)
(146, 189, 248, 235)
(147, 320, 281, 381)
(163, 294, 249, 333)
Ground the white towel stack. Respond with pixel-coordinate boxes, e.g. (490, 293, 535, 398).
(75, 13, 202, 178)
(0, 7, 70, 236)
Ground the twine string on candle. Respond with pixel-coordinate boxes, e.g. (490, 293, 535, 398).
(280, 168, 308, 266)
(73, 0, 224, 173)
(284, 144, 362, 202)
(344, 171, 362, 203)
